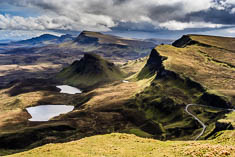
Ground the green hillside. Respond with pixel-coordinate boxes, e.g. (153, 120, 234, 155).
(7, 131, 235, 157)
(57, 53, 125, 88)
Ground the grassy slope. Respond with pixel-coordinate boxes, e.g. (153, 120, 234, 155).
(156, 35, 235, 105)
(121, 56, 148, 76)
(219, 111, 235, 128)
(7, 132, 235, 157)
(190, 35, 235, 53)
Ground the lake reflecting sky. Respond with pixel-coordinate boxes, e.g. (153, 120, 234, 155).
(26, 105, 74, 121)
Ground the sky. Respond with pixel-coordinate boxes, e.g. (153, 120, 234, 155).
(0, 0, 235, 40)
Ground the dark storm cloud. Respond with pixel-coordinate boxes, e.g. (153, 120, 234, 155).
(113, 0, 129, 5)
(29, 1, 59, 11)
(180, 7, 235, 24)
(112, 22, 156, 32)
(148, 3, 185, 22)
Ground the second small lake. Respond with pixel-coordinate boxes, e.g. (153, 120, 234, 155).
(56, 85, 82, 94)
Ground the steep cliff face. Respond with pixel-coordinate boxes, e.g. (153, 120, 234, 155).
(172, 35, 193, 48)
(172, 35, 211, 48)
(137, 49, 166, 79)
(57, 53, 124, 88)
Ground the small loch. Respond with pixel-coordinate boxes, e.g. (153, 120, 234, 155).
(26, 105, 74, 121)
(56, 85, 82, 94)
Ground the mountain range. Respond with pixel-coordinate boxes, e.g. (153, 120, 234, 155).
(12, 34, 75, 46)
(0, 33, 234, 156)
(0, 31, 171, 61)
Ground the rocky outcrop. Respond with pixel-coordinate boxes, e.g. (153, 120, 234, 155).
(172, 35, 193, 48)
(172, 35, 211, 48)
(137, 49, 167, 79)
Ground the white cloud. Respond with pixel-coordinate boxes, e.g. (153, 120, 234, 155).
(0, 14, 115, 31)
(225, 27, 235, 33)
(230, 8, 235, 13)
(226, 0, 235, 4)
(0, 0, 233, 32)
(159, 20, 224, 30)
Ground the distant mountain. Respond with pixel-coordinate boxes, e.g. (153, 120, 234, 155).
(0, 39, 12, 44)
(2, 31, 157, 60)
(0, 34, 75, 53)
(12, 34, 75, 46)
(15, 34, 59, 45)
(57, 53, 125, 89)
(74, 31, 156, 49)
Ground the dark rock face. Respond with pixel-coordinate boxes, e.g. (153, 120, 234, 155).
(172, 35, 212, 48)
(137, 49, 167, 79)
(146, 49, 165, 71)
(74, 31, 99, 45)
(172, 35, 192, 48)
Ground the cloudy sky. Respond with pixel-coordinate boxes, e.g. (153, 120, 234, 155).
(0, 0, 235, 40)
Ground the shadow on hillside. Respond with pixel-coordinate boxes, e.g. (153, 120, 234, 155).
(0, 68, 60, 89)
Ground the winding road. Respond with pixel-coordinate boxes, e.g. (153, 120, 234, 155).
(185, 104, 235, 141)
(185, 104, 207, 141)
